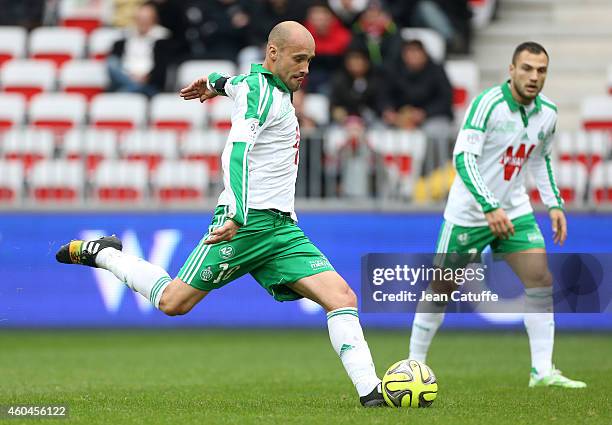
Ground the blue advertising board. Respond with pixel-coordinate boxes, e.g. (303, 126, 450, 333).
(1, 212, 611, 329)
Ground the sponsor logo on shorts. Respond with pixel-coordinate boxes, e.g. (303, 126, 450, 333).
(219, 245, 235, 260)
(200, 266, 214, 282)
(309, 258, 331, 270)
(527, 232, 544, 243)
(457, 232, 470, 245)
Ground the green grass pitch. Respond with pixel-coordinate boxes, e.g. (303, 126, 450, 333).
(1, 329, 610, 425)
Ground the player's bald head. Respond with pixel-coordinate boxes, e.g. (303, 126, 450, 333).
(268, 21, 314, 51)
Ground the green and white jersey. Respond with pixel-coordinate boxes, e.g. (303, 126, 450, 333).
(445, 81, 563, 227)
(208, 64, 300, 225)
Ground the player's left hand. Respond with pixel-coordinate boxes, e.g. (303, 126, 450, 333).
(179, 76, 217, 103)
(204, 219, 240, 244)
(549, 208, 567, 246)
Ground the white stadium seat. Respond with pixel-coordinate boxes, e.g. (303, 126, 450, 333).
(469, 0, 497, 29)
(557, 130, 611, 172)
(121, 129, 178, 170)
(90, 93, 148, 131)
(153, 160, 209, 202)
(208, 96, 234, 130)
(29, 27, 86, 68)
(400, 27, 446, 63)
(527, 161, 587, 206)
(3, 128, 55, 172)
(0, 160, 24, 204)
(29, 93, 87, 134)
(59, 0, 112, 34)
(0, 93, 26, 131)
(88, 27, 123, 60)
(59, 59, 109, 101)
(150, 93, 206, 132)
(29, 159, 84, 203)
(445, 60, 480, 114)
(589, 161, 612, 204)
(580, 96, 612, 131)
(182, 129, 226, 177)
(176, 60, 236, 90)
(0, 26, 27, 68)
(63, 128, 118, 172)
(0, 59, 56, 100)
(93, 160, 149, 202)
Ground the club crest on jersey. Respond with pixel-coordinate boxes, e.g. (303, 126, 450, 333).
(201, 266, 214, 282)
(219, 245, 235, 259)
(538, 128, 546, 141)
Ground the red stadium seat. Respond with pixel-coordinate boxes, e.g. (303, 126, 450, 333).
(0, 26, 26, 68)
(209, 96, 235, 130)
(121, 130, 178, 170)
(93, 160, 149, 203)
(528, 162, 587, 206)
(469, 0, 497, 29)
(0, 59, 56, 101)
(590, 161, 612, 203)
(557, 131, 611, 172)
(0, 93, 26, 132)
(29, 159, 84, 202)
(581, 96, 612, 131)
(3, 128, 55, 172)
(0, 160, 24, 204)
(182, 130, 225, 177)
(150, 93, 206, 134)
(90, 93, 148, 132)
(29, 93, 87, 135)
(153, 160, 209, 202)
(445, 60, 479, 109)
(63, 128, 118, 173)
(60, 60, 108, 101)
(29, 27, 86, 68)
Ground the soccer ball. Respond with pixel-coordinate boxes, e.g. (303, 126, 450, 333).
(382, 359, 438, 408)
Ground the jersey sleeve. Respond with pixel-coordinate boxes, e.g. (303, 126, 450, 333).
(454, 151, 501, 213)
(528, 119, 564, 210)
(207, 72, 249, 100)
(453, 88, 504, 156)
(222, 74, 275, 226)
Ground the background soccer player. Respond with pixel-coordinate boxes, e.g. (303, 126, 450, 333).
(408, 42, 586, 388)
(57, 21, 385, 406)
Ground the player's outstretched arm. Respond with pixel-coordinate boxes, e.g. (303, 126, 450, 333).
(179, 76, 218, 103)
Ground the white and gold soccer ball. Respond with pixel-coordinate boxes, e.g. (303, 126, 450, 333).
(382, 359, 438, 408)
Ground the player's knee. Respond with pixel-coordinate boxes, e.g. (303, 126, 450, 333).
(334, 283, 357, 309)
(158, 296, 192, 317)
(529, 269, 553, 288)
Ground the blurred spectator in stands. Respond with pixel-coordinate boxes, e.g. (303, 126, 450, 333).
(383, 39, 453, 174)
(330, 47, 383, 127)
(349, 0, 402, 70)
(250, 0, 309, 46)
(107, 2, 172, 96)
(183, 0, 251, 60)
(328, 0, 368, 27)
(303, 2, 352, 94)
(391, 0, 472, 54)
(149, 0, 190, 61)
(293, 90, 318, 135)
(0, 0, 46, 29)
(113, 0, 145, 27)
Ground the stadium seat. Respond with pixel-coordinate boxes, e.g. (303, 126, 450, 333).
(0, 160, 24, 204)
(153, 160, 209, 202)
(121, 129, 178, 170)
(63, 128, 118, 173)
(589, 161, 612, 203)
(303, 94, 330, 127)
(580, 96, 612, 131)
(2, 128, 55, 172)
(400, 28, 446, 63)
(445, 60, 479, 112)
(29, 93, 87, 135)
(0, 93, 26, 132)
(557, 131, 610, 172)
(182, 129, 225, 177)
(0, 26, 27, 68)
(58, 0, 111, 34)
(368, 128, 427, 198)
(90, 93, 148, 132)
(469, 0, 497, 29)
(29, 159, 84, 202)
(176, 60, 236, 90)
(150, 93, 206, 133)
(59, 59, 109, 101)
(0, 59, 56, 100)
(208, 96, 234, 130)
(92, 160, 149, 202)
(528, 162, 588, 206)
(29, 27, 86, 68)
(88, 27, 123, 60)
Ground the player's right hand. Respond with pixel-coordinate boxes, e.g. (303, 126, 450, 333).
(204, 219, 240, 245)
(179, 76, 218, 103)
(485, 208, 515, 239)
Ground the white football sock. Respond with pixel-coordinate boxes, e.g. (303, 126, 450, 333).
(96, 247, 171, 309)
(409, 289, 447, 363)
(327, 307, 380, 397)
(524, 286, 554, 377)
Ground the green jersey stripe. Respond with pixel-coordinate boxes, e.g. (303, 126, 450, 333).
(229, 142, 249, 225)
(456, 153, 499, 212)
(464, 87, 501, 130)
(473, 92, 503, 129)
(466, 153, 498, 206)
(544, 155, 564, 208)
(482, 97, 505, 130)
(464, 86, 497, 129)
(245, 75, 261, 120)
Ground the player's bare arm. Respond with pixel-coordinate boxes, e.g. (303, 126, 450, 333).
(179, 76, 218, 103)
(549, 208, 567, 246)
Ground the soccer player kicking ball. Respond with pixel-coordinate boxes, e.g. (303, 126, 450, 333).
(408, 42, 586, 388)
(56, 21, 385, 407)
